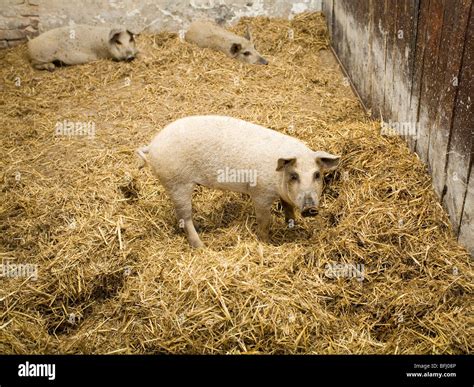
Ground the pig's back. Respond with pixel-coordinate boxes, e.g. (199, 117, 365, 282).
(154, 115, 308, 155)
(148, 116, 310, 185)
(28, 27, 69, 59)
(185, 21, 242, 52)
(28, 25, 108, 61)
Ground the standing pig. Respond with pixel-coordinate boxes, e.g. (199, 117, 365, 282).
(27, 25, 138, 71)
(185, 21, 268, 65)
(137, 115, 340, 248)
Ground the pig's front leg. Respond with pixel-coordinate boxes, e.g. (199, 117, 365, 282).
(252, 196, 274, 242)
(60, 52, 100, 66)
(280, 199, 296, 225)
(167, 183, 203, 248)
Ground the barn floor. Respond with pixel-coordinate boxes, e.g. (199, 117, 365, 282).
(0, 13, 472, 354)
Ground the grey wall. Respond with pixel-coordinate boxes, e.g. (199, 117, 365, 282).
(0, 0, 322, 48)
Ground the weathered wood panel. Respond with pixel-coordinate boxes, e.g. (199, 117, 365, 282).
(382, 0, 397, 122)
(444, 0, 474, 238)
(459, 166, 474, 253)
(428, 0, 471, 197)
(408, 0, 428, 152)
(331, 0, 345, 68)
(321, 0, 334, 39)
(368, 0, 387, 116)
(345, 0, 372, 105)
(416, 0, 445, 164)
(322, 0, 474, 255)
(394, 0, 418, 146)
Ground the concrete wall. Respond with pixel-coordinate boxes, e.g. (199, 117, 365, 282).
(0, 0, 322, 48)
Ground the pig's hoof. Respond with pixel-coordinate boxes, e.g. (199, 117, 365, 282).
(189, 239, 204, 249)
(34, 62, 56, 71)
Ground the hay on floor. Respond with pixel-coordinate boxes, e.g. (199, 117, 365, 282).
(0, 13, 472, 354)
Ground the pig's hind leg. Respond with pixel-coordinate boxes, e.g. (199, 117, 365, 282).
(31, 60, 56, 71)
(167, 183, 203, 248)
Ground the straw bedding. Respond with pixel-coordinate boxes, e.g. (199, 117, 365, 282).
(0, 13, 472, 354)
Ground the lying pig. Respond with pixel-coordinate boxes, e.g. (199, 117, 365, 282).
(27, 25, 137, 71)
(185, 20, 268, 65)
(137, 115, 340, 248)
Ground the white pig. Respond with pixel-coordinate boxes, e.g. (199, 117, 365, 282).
(185, 20, 268, 65)
(27, 24, 138, 71)
(137, 116, 340, 248)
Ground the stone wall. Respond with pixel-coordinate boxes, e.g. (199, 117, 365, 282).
(0, 0, 322, 48)
(0, 0, 39, 48)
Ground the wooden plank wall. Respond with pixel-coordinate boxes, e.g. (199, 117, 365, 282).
(322, 0, 473, 255)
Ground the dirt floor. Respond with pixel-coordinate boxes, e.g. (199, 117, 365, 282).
(0, 13, 472, 354)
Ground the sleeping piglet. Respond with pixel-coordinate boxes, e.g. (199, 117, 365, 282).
(27, 24, 138, 71)
(137, 115, 340, 248)
(185, 20, 268, 65)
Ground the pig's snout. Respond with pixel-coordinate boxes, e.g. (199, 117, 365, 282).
(301, 207, 318, 217)
(258, 57, 269, 65)
(124, 49, 137, 62)
(299, 193, 318, 217)
(304, 195, 315, 208)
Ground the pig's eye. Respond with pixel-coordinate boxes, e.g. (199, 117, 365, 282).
(313, 171, 321, 180)
(243, 51, 251, 56)
(116, 41, 122, 45)
(289, 172, 299, 181)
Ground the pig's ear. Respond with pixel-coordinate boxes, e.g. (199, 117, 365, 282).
(230, 43, 242, 55)
(109, 29, 123, 44)
(314, 151, 340, 171)
(244, 25, 253, 42)
(276, 158, 296, 171)
(126, 30, 136, 41)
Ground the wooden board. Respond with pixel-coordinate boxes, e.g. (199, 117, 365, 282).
(459, 166, 474, 253)
(393, 0, 418, 146)
(415, 0, 445, 164)
(321, 0, 474, 255)
(368, 0, 387, 117)
(321, 0, 334, 39)
(428, 0, 471, 198)
(444, 0, 474, 237)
